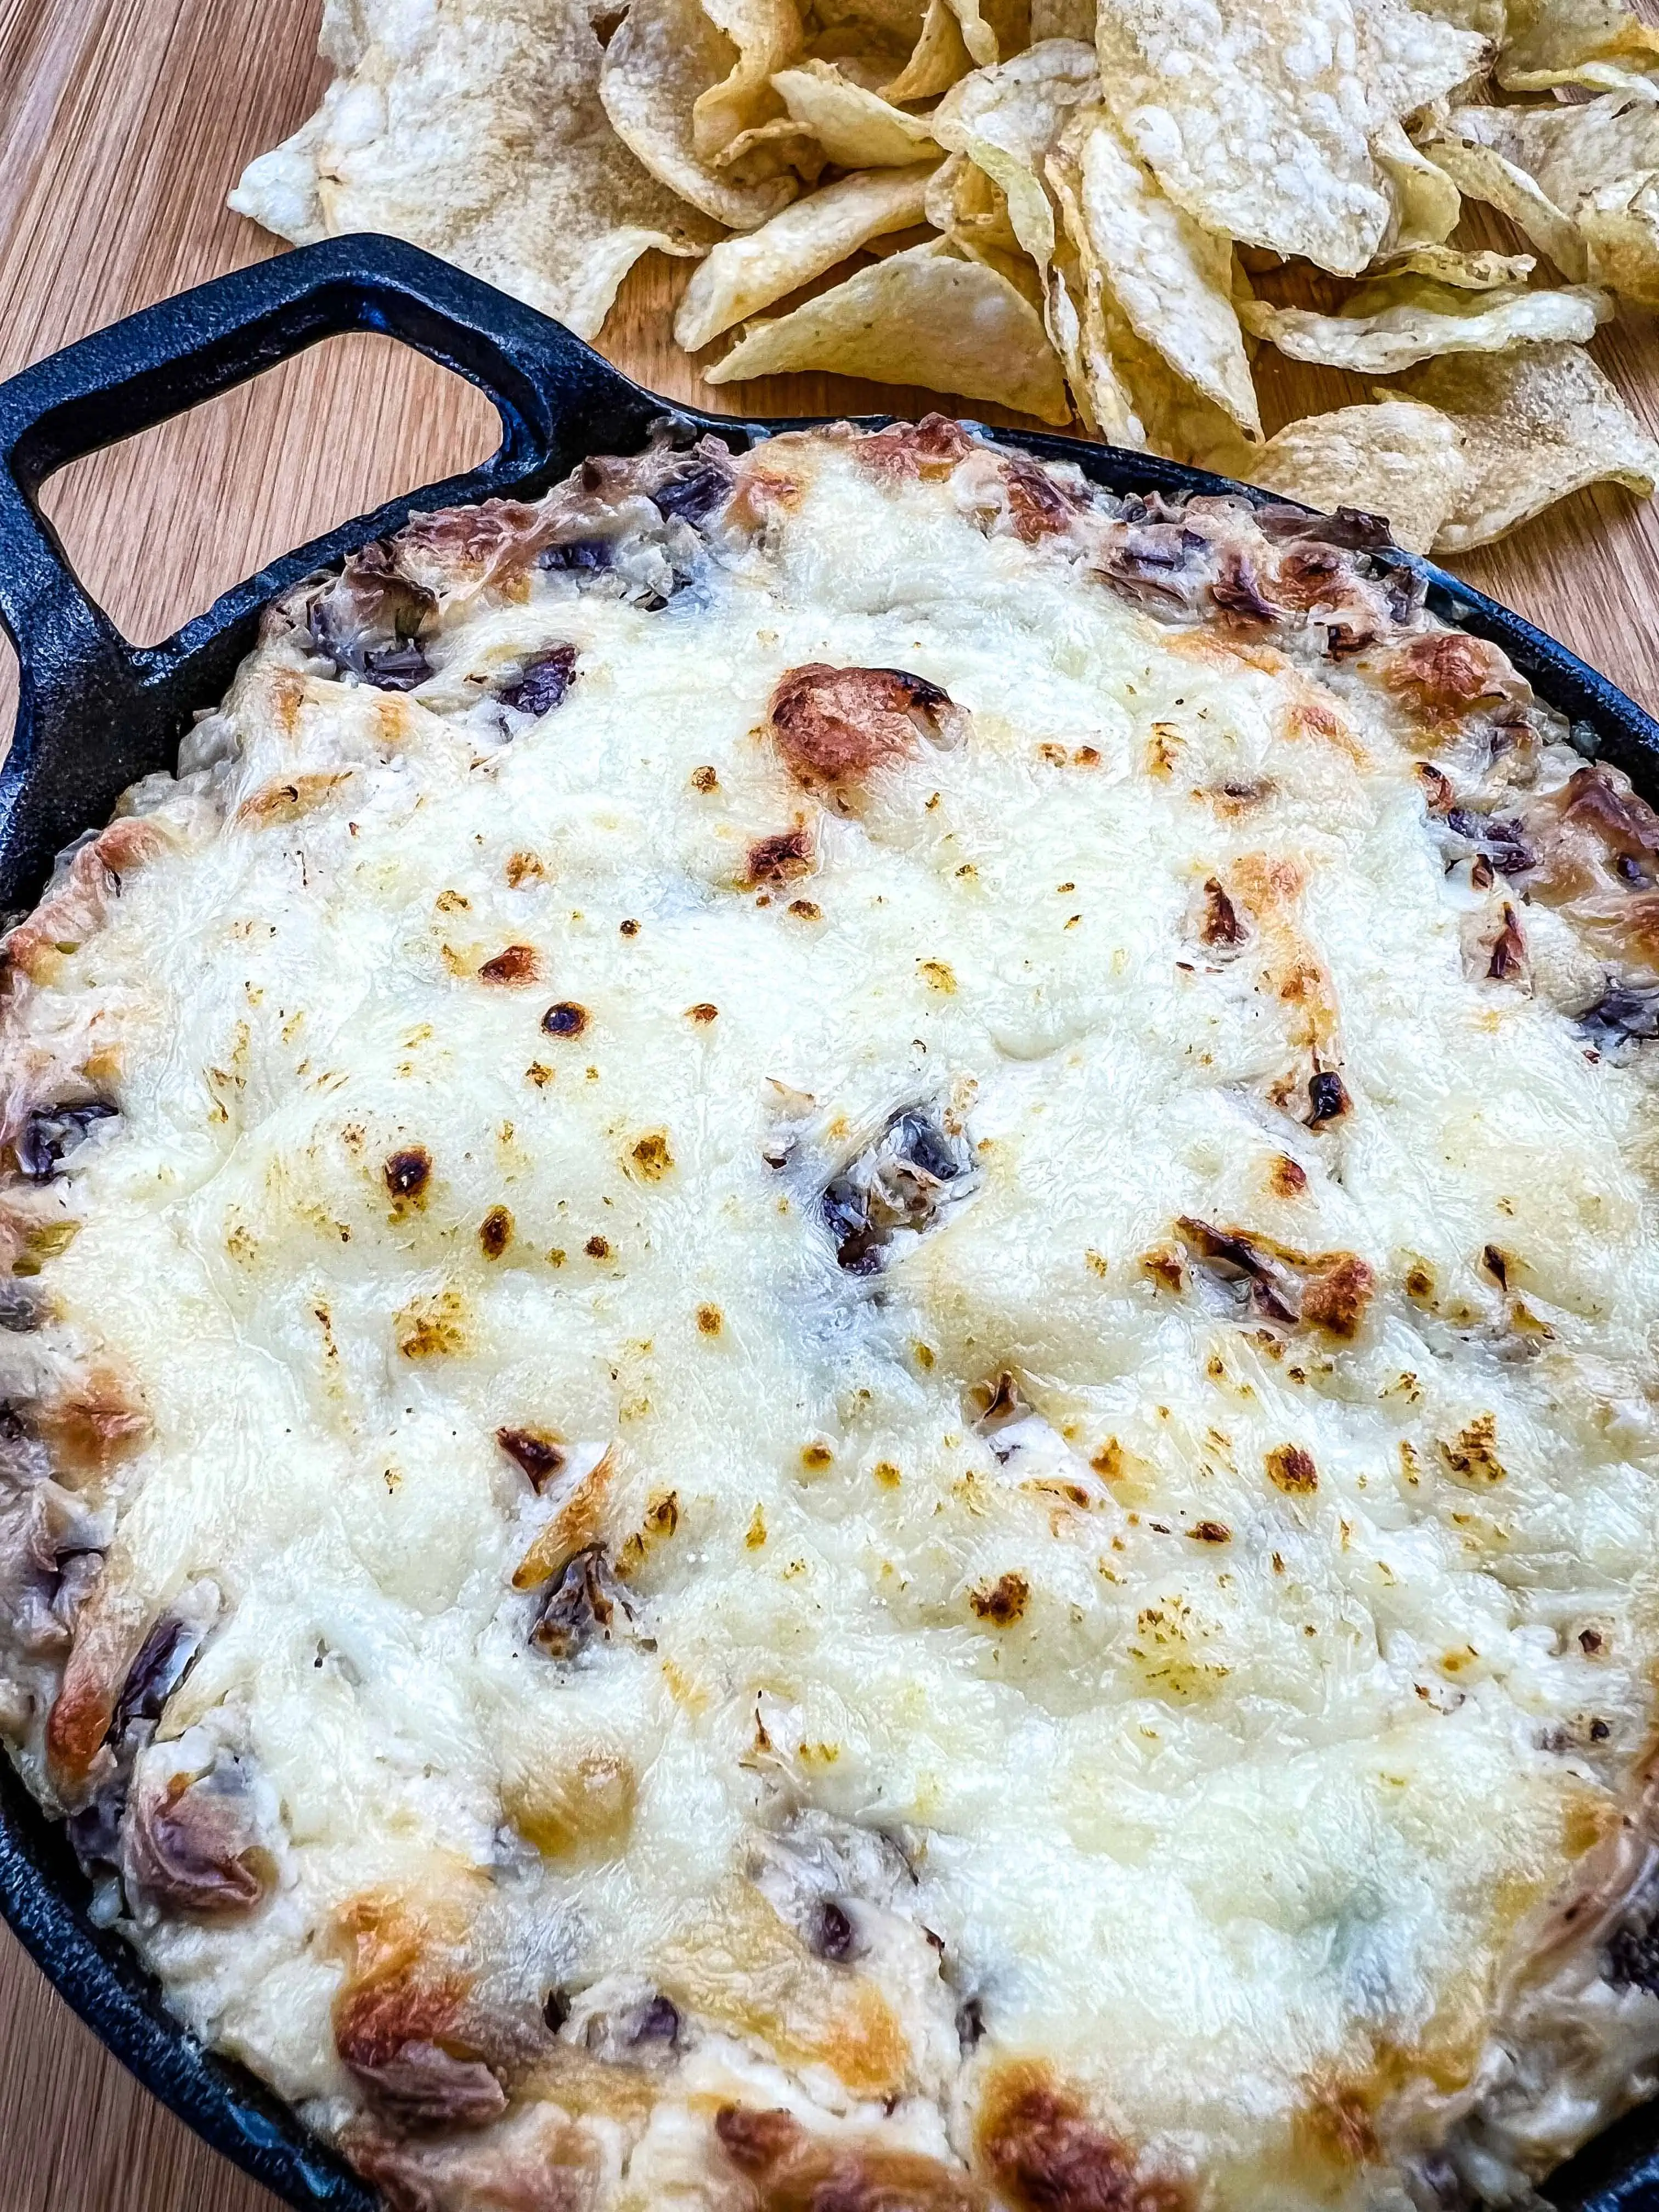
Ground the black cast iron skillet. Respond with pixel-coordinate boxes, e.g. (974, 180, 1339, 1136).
(2, 230, 1658, 2211)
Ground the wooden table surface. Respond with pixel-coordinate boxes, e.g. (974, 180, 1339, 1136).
(2, 2, 1658, 2206)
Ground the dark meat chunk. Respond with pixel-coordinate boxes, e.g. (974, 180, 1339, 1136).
(1307, 1070, 1350, 1125)
(122, 1753, 274, 1918)
(1444, 809, 1536, 875)
(309, 544, 438, 692)
(496, 1426, 566, 1491)
(15, 1102, 117, 1182)
(652, 460, 733, 525)
(1253, 504, 1394, 550)
(1175, 1218, 1374, 1339)
(531, 1546, 634, 1660)
(496, 646, 577, 718)
(856, 415, 978, 481)
(1094, 525, 1212, 613)
(821, 1107, 977, 1274)
(1209, 549, 1276, 625)
(384, 1147, 431, 1201)
(1578, 981, 1659, 1056)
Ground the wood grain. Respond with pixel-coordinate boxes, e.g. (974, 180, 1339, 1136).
(0, 3, 1657, 2208)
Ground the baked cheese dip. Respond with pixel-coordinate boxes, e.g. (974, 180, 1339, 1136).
(7, 419, 1659, 2212)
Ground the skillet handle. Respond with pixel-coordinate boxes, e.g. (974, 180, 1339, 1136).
(0, 233, 672, 906)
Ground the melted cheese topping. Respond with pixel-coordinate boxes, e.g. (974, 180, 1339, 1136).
(7, 429, 1659, 2212)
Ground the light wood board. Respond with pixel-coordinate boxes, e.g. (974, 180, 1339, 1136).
(1, 1, 1658, 2206)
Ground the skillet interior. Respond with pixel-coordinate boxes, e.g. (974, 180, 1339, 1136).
(2, 234, 1659, 2212)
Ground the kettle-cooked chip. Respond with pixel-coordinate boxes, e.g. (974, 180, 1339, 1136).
(1208, 398, 1470, 552)
(1373, 241, 1537, 287)
(883, 0, 976, 95)
(772, 58, 943, 162)
(925, 151, 1022, 250)
(1051, 103, 1260, 436)
(930, 39, 1097, 267)
(1092, 0, 1486, 275)
(704, 236, 1071, 417)
(1373, 115, 1465, 251)
(601, 0, 802, 224)
(228, 0, 720, 340)
(1429, 91, 1659, 303)
(674, 161, 938, 346)
(1497, 0, 1659, 87)
(693, 0, 805, 159)
(1242, 275, 1610, 373)
(1401, 339, 1659, 548)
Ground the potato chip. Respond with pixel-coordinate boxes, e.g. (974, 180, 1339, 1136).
(1108, 315, 1245, 464)
(1417, 126, 1589, 278)
(772, 59, 943, 162)
(1579, 170, 1659, 304)
(674, 161, 938, 346)
(1204, 400, 1471, 552)
(1043, 181, 1148, 441)
(882, 0, 975, 98)
(704, 236, 1071, 419)
(229, 0, 720, 340)
(1409, 0, 1506, 31)
(693, 0, 805, 159)
(713, 116, 828, 183)
(601, 0, 800, 224)
(1426, 90, 1659, 289)
(1497, 0, 1659, 88)
(1400, 341, 1659, 549)
(1050, 103, 1260, 435)
(1373, 240, 1536, 286)
(1034, 0, 1096, 35)
(930, 40, 1098, 266)
(924, 151, 1023, 249)
(1372, 116, 1463, 251)
(1092, 0, 1485, 275)
(1241, 274, 1610, 372)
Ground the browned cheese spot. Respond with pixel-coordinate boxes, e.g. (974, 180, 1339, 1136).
(496, 1426, 567, 1491)
(691, 765, 719, 793)
(1266, 1444, 1318, 1495)
(477, 944, 538, 985)
(1481, 1244, 1509, 1289)
(542, 1001, 589, 1038)
(697, 1303, 724, 1336)
(477, 1206, 514, 1260)
(687, 1002, 719, 1023)
(1382, 631, 1520, 733)
(976, 2061, 1188, 2212)
(970, 1572, 1030, 1627)
(1188, 1521, 1231, 1544)
(745, 826, 815, 887)
(585, 1235, 611, 1260)
(789, 899, 822, 921)
(769, 664, 962, 803)
(628, 1131, 674, 1182)
(855, 414, 977, 482)
(800, 1442, 834, 1471)
(1270, 1154, 1307, 1197)
(504, 851, 544, 888)
(619, 918, 640, 938)
(1440, 1413, 1506, 1486)
(716, 2101, 985, 2212)
(383, 1147, 431, 1205)
(1175, 1219, 1374, 1339)
(332, 1899, 505, 2133)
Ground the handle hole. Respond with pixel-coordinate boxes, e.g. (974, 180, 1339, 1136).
(34, 332, 501, 647)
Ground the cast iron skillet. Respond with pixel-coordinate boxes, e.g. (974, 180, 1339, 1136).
(2, 230, 1659, 2212)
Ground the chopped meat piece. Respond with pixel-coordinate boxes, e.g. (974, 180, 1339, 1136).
(496, 646, 577, 719)
(1444, 809, 1535, 875)
(15, 1102, 116, 1182)
(495, 1427, 566, 1491)
(122, 1752, 274, 1918)
(1578, 982, 1659, 1057)
(309, 544, 437, 692)
(531, 1547, 634, 1661)
(821, 1107, 977, 1274)
(1307, 1071, 1350, 1125)
(744, 827, 814, 887)
(856, 415, 978, 481)
(1254, 505, 1393, 550)
(1175, 1218, 1374, 1339)
(1095, 525, 1212, 613)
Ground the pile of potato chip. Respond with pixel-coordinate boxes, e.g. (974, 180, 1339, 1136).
(232, 0, 1659, 554)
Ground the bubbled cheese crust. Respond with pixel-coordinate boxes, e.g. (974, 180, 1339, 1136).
(5, 423, 1659, 2212)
